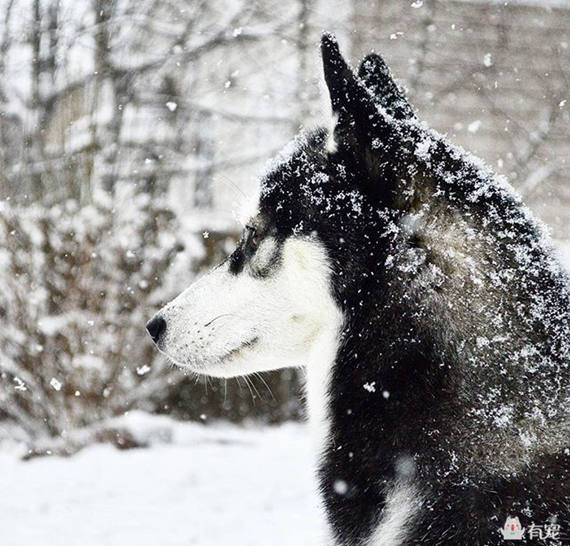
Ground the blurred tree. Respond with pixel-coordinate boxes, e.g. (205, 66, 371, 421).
(0, 192, 193, 445)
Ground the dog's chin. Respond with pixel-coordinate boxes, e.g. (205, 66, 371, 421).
(159, 336, 261, 378)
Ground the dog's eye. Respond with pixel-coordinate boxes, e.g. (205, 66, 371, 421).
(245, 225, 259, 250)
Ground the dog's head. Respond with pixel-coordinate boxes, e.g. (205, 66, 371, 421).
(147, 35, 417, 377)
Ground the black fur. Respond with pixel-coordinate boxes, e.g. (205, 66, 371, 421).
(256, 35, 570, 545)
(358, 53, 416, 121)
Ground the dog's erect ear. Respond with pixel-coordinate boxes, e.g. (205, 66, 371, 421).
(321, 33, 394, 155)
(321, 34, 404, 202)
(358, 54, 415, 121)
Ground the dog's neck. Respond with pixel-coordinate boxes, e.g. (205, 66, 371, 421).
(305, 320, 342, 456)
(305, 311, 442, 545)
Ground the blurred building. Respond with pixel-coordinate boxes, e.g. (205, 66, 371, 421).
(348, 0, 569, 240)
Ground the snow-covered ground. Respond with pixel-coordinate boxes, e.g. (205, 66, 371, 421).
(0, 414, 324, 546)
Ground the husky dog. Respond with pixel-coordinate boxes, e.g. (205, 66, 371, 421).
(147, 35, 569, 545)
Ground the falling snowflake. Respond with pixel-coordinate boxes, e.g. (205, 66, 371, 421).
(13, 377, 27, 392)
(363, 382, 376, 393)
(50, 378, 62, 391)
(468, 120, 482, 133)
(136, 365, 151, 376)
(333, 480, 348, 495)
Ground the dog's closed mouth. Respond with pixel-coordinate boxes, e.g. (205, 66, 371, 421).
(221, 336, 259, 361)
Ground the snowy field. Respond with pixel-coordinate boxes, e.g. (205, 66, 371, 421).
(0, 414, 324, 546)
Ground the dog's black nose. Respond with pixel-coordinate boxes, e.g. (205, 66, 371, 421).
(146, 316, 166, 344)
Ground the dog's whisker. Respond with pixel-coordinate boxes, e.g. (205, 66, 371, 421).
(203, 313, 235, 328)
(246, 375, 262, 401)
(253, 372, 275, 401)
(242, 375, 256, 403)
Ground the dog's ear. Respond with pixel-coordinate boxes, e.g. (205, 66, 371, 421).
(321, 33, 384, 153)
(358, 54, 415, 121)
(321, 34, 404, 202)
